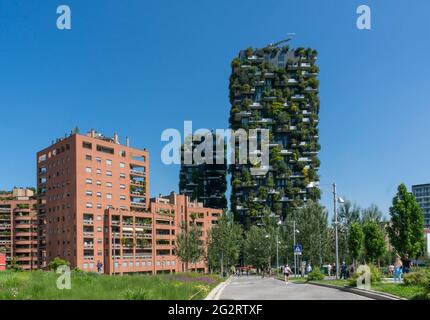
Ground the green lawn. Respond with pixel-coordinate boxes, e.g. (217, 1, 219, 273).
(0, 271, 221, 300)
(311, 279, 428, 300)
(370, 283, 427, 300)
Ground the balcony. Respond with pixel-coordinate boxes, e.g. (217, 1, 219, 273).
(250, 118, 273, 124)
(122, 233, 134, 238)
(234, 111, 251, 121)
(83, 219, 93, 225)
(130, 180, 145, 187)
(130, 169, 146, 177)
(292, 94, 305, 100)
(83, 232, 94, 237)
(131, 202, 146, 209)
(131, 191, 146, 198)
(249, 102, 263, 109)
(83, 256, 94, 261)
(84, 243, 94, 249)
(248, 55, 263, 63)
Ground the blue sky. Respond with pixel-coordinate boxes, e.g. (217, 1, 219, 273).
(0, 0, 429, 217)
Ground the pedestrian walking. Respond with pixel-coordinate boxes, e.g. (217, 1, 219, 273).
(97, 260, 103, 274)
(306, 263, 312, 274)
(348, 263, 355, 279)
(283, 264, 292, 283)
(388, 264, 394, 277)
(327, 263, 332, 277)
(340, 262, 347, 279)
(394, 256, 403, 283)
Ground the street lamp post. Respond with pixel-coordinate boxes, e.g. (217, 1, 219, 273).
(278, 220, 299, 277)
(293, 220, 297, 277)
(333, 183, 340, 280)
(276, 233, 279, 271)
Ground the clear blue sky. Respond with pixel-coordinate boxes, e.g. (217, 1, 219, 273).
(0, 0, 429, 217)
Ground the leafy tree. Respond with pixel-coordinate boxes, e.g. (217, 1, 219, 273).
(48, 257, 70, 271)
(207, 213, 243, 274)
(293, 201, 331, 266)
(243, 226, 271, 271)
(338, 200, 361, 228)
(387, 184, 426, 262)
(175, 221, 204, 272)
(362, 204, 383, 223)
(348, 223, 364, 265)
(363, 221, 386, 264)
(336, 199, 361, 262)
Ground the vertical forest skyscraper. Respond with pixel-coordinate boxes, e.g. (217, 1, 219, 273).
(179, 133, 228, 210)
(229, 40, 321, 227)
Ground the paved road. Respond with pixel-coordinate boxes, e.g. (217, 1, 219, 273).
(219, 276, 372, 300)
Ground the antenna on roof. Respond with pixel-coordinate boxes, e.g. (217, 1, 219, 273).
(269, 33, 296, 47)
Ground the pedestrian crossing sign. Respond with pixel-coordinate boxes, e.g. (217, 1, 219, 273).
(293, 244, 302, 255)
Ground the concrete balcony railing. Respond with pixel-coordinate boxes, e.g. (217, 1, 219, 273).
(131, 202, 146, 208)
(130, 170, 146, 177)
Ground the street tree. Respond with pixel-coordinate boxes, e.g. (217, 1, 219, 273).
(363, 221, 386, 265)
(175, 221, 204, 272)
(362, 204, 384, 223)
(348, 222, 364, 266)
(387, 183, 426, 263)
(293, 201, 331, 267)
(243, 225, 271, 272)
(207, 213, 243, 274)
(336, 199, 361, 262)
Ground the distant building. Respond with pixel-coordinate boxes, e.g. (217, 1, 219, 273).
(0, 188, 38, 270)
(425, 229, 430, 257)
(412, 184, 430, 228)
(179, 133, 227, 210)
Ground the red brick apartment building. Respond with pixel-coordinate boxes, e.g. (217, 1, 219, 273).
(37, 130, 221, 274)
(0, 188, 38, 270)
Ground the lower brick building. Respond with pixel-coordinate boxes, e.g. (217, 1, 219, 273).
(102, 192, 221, 275)
(0, 188, 38, 270)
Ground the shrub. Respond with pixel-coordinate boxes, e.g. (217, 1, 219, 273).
(369, 263, 382, 283)
(122, 288, 153, 300)
(404, 269, 430, 286)
(348, 264, 381, 287)
(307, 267, 325, 281)
(48, 257, 70, 271)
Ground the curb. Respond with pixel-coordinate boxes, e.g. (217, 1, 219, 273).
(307, 281, 406, 300)
(205, 276, 233, 300)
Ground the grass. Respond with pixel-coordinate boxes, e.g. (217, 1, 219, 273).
(309, 278, 429, 300)
(0, 270, 222, 300)
(370, 283, 427, 300)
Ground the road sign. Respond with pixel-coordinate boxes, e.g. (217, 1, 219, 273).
(293, 244, 302, 255)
